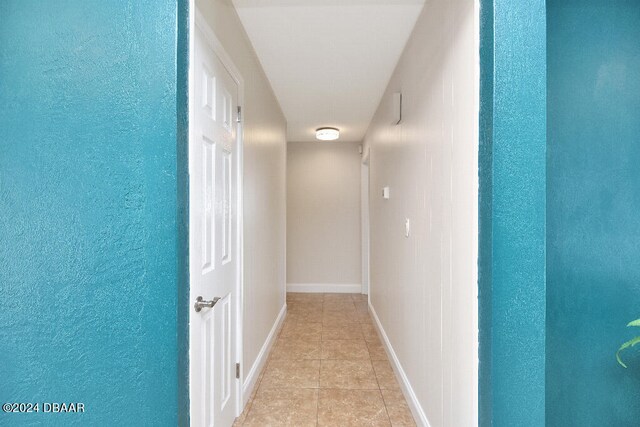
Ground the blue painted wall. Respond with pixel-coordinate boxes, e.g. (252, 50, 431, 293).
(0, 1, 189, 425)
(546, 1, 640, 425)
(479, 1, 547, 425)
(176, 1, 191, 425)
(478, 0, 494, 424)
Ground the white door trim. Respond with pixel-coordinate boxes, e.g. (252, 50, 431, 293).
(189, 4, 246, 420)
(361, 148, 370, 296)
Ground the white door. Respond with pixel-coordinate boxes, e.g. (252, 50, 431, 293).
(190, 21, 239, 427)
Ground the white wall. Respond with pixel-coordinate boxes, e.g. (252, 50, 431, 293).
(287, 141, 362, 292)
(196, 0, 287, 402)
(363, 0, 478, 426)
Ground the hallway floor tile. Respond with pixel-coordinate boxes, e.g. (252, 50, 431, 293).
(233, 293, 416, 427)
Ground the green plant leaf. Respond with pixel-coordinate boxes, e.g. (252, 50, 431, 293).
(627, 319, 640, 327)
(616, 336, 640, 368)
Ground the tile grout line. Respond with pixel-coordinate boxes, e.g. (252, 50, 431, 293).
(239, 324, 279, 426)
(316, 292, 326, 427)
(365, 304, 394, 427)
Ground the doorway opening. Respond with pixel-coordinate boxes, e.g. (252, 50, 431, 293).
(361, 148, 371, 297)
(188, 1, 479, 426)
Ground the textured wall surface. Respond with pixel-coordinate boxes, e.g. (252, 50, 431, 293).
(195, 0, 288, 399)
(547, 1, 640, 425)
(287, 141, 362, 287)
(477, 0, 493, 424)
(479, 1, 547, 425)
(363, 0, 478, 425)
(0, 1, 185, 425)
(176, 1, 191, 425)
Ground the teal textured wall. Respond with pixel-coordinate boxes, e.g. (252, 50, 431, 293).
(0, 1, 188, 425)
(479, 1, 547, 425)
(547, 1, 640, 425)
(478, 0, 493, 424)
(176, 0, 191, 425)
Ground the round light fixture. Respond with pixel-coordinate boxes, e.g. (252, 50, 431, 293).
(315, 127, 340, 141)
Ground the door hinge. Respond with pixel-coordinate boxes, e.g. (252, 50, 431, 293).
(236, 363, 240, 379)
(237, 106, 242, 123)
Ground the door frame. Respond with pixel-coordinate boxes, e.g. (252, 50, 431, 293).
(189, 4, 246, 420)
(361, 147, 370, 296)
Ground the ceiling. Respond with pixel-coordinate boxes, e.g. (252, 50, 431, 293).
(233, 0, 426, 143)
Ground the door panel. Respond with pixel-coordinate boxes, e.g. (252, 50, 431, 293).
(222, 149, 232, 264)
(203, 138, 215, 272)
(190, 20, 239, 427)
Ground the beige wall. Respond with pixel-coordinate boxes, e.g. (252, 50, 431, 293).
(287, 141, 362, 291)
(363, 0, 478, 426)
(195, 0, 287, 401)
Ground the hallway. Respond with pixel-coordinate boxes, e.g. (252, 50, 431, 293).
(0, 1, 480, 424)
(7, 0, 640, 424)
(233, 293, 416, 426)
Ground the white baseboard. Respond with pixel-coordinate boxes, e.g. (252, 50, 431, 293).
(241, 303, 287, 405)
(286, 283, 362, 293)
(368, 302, 431, 427)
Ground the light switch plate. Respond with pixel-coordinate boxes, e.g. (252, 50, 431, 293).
(382, 186, 390, 199)
(405, 218, 410, 237)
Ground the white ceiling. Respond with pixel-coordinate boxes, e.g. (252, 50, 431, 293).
(233, 0, 426, 143)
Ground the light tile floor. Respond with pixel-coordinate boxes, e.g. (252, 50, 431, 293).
(233, 292, 416, 427)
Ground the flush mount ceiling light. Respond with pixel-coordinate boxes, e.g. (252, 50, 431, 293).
(315, 127, 340, 141)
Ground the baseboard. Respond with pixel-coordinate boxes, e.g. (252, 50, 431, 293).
(286, 283, 362, 293)
(368, 302, 431, 427)
(241, 303, 287, 405)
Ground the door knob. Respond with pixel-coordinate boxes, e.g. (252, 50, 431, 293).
(194, 296, 220, 312)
